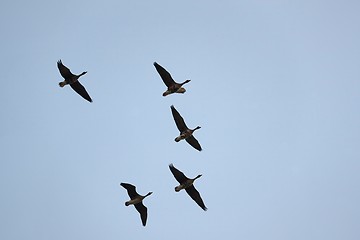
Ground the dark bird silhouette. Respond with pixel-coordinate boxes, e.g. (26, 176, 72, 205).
(171, 105, 202, 151)
(57, 60, 92, 102)
(153, 62, 191, 96)
(120, 183, 152, 226)
(169, 164, 207, 211)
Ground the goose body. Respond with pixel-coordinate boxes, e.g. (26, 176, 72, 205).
(57, 60, 92, 102)
(169, 164, 207, 211)
(120, 183, 152, 226)
(153, 62, 191, 96)
(171, 105, 202, 151)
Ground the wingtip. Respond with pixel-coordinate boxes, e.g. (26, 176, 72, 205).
(195, 146, 202, 151)
(153, 61, 161, 68)
(84, 97, 93, 103)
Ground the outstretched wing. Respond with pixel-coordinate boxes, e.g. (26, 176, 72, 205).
(185, 185, 207, 211)
(120, 183, 139, 199)
(57, 60, 74, 78)
(154, 62, 176, 87)
(70, 81, 92, 102)
(186, 135, 202, 151)
(169, 164, 188, 184)
(171, 105, 188, 132)
(134, 202, 148, 226)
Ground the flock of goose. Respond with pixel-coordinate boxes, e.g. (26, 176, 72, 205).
(57, 60, 206, 226)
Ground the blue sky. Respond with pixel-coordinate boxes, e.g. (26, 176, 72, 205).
(1, 0, 360, 239)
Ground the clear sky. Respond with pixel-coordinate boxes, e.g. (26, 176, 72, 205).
(1, 0, 359, 239)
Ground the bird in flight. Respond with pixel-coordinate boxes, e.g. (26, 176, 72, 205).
(169, 164, 207, 211)
(120, 183, 153, 226)
(171, 105, 202, 151)
(57, 60, 92, 102)
(154, 62, 191, 96)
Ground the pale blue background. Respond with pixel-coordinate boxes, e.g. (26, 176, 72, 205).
(1, 0, 359, 239)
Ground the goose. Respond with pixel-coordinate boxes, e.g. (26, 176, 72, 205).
(171, 105, 202, 151)
(120, 183, 152, 226)
(169, 164, 207, 211)
(57, 60, 92, 102)
(153, 62, 191, 96)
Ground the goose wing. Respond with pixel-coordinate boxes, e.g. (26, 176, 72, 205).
(185, 135, 202, 151)
(57, 60, 74, 79)
(171, 105, 188, 132)
(134, 202, 148, 226)
(120, 183, 139, 199)
(169, 164, 188, 184)
(185, 185, 207, 211)
(70, 81, 92, 102)
(154, 62, 176, 87)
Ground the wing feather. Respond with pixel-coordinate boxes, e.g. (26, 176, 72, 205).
(120, 183, 139, 199)
(171, 105, 188, 132)
(134, 202, 148, 226)
(57, 60, 74, 78)
(185, 185, 207, 211)
(169, 164, 188, 184)
(70, 81, 92, 102)
(185, 135, 202, 151)
(154, 62, 176, 87)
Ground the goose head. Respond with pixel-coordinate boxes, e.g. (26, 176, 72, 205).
(78, 71, 87, 77)
(181, 79, 191, 85)
(192, 126, 201, 132)
(194, 174, 202, 180)
(145, 192, 153, 197)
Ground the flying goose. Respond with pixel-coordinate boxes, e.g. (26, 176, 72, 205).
(171, 105, 202, 151)
(153, 62, 191, 96)
(120, 183, 152, 226)
(169, 164, 207, 211)
(57, 60, 92, 102)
